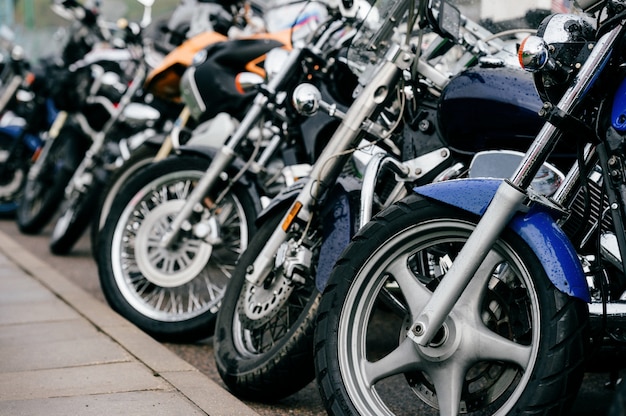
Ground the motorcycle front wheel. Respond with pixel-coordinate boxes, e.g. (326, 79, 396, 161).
(17, 131, 77, 234)
(314, 194, 589, 416)
(97, 155, 258, 342)
(49, 180, 101, 255)
(214, 206, 320, 402)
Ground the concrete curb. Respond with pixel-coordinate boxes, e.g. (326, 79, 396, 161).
(0, 228, 259, 416)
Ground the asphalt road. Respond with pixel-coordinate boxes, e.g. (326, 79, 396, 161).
(0, 216, 622, 415)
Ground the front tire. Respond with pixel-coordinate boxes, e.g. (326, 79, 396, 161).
(0, 130, 30, 216)
(214, 206, 320, 402)
(315, 194, 588, 416)
(97, 155, 258, 342)
(50, 182, 101, 255)
(17, 131, 77, 234)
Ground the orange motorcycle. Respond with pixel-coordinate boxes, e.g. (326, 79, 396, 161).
(89, 0, 326, 253)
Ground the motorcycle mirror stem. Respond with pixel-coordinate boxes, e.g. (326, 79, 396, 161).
(137, 0, 153, 28)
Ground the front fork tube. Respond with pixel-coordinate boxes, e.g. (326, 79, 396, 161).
(245, 58, 402, 287)
(408, 181, 527, 345)
(27, 110, 68, 180)
(156, 106, 190, 161)
(410, 24, 622, 346)
(0, 75, 23, 114)
(159, 49, 305, 249)
(65, 129, 106, 197)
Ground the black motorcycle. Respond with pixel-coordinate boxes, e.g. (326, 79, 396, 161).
(15, 0, 140, 234)
(95, 0, 348, 342)
(212, 0, 558, 402)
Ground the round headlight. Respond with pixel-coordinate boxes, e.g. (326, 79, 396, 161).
(192, 49, 208, 66)
(264, 48, 291, 82)
(530, 13, 596, 102)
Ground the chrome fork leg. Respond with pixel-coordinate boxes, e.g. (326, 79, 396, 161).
(408, 181, 526, 345)
(245, 58, 402, 287)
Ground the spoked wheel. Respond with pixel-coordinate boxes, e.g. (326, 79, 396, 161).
(315, 195, 588, 416)
(214, 206, 321, 402)
(97, 155, 258, 342)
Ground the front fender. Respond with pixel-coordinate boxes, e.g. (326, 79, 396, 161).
(415, 179, 590, 302)
(0, 125, 42, 153)
(255, 181, 305, 225)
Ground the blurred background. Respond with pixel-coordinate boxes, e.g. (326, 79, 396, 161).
(0, 0, 180, 59)
(0, 0, 574, 61)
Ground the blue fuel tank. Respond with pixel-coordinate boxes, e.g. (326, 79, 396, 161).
(438, 66, 575, 170)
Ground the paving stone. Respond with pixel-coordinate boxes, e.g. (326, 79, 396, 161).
(163, 370, 260, 416)
(0, 320, 101, 347)
(106, 325, 197, 374)
(0, 334, 131, 372)
(0, 301, 79, 326)
(0, 390, 206, 415)
(0, 271, 54, 304)
(0, 362, 172, 401)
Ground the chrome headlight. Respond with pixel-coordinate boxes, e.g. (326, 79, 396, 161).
(121, 102, 160, 128)
(179, 66, 206, 121)
(520, 13, 596, 102)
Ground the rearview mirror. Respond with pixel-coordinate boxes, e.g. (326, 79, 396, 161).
(438, 0, 461, 40)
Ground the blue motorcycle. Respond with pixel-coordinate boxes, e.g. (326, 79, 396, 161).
(0, 51, 59, 216)
(315, 0, 626, 414)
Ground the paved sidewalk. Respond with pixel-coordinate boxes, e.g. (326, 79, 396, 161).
(0, 229, 259, 416)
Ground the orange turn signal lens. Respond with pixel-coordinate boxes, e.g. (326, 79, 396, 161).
(282, 202, 303, 232)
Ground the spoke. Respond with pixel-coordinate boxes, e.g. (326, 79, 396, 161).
(474, 324, 532, 368)
(188, 287, 202, 310)
(460, 250, 505, 310)
(385, 254, 432, 319)
(452, 250, 532, 369)
(363, 338, 422, 385)
(428, 362, 466, 416)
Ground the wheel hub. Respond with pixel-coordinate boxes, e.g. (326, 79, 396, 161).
(239, 274, 295, 329)
(409, 316, 461, 362)
(404, 310, 519, 411)
(135, 199, 213, 288)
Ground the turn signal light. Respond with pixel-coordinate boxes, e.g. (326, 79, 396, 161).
(518, 36, 550, 72)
